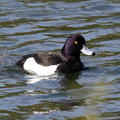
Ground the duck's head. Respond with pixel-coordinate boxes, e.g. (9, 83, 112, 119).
(61, 34, 95, 62)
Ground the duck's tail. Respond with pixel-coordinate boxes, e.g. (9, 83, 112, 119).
(15, 54, 34, 67)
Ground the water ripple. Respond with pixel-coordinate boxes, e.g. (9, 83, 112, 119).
(0, 0, 120, 119)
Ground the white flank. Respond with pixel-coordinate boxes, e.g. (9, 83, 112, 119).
(23, 57, 59, 76)
(81, 45, 93, 55)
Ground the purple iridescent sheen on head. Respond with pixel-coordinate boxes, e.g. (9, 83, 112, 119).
(61, 34, 95, 62)
(61, 34, 85, 61)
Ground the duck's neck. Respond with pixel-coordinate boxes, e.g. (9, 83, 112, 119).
(61, 46, 81, 62)
(65, 53, 80, 62)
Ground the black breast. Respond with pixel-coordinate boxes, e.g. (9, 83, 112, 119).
(56, 61, 84, 73)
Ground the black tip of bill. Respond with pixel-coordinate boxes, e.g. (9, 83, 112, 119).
(92, 52, 96, 56)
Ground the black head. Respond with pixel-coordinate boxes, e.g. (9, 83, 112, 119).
(61, 34, 95, 62)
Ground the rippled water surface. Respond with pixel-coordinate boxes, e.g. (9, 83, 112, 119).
(0, 0, 120, 119)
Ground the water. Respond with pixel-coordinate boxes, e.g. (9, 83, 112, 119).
(0, 0, 120, 119)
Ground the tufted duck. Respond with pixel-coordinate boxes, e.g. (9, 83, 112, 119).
(16, 34, 95, 75)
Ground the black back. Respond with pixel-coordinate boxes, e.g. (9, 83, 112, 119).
(16, 52, 67, 67)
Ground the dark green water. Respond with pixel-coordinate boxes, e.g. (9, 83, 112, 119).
(0, 0, 120, 120)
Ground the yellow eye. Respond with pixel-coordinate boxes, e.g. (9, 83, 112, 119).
(74, 41, 78, 44)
